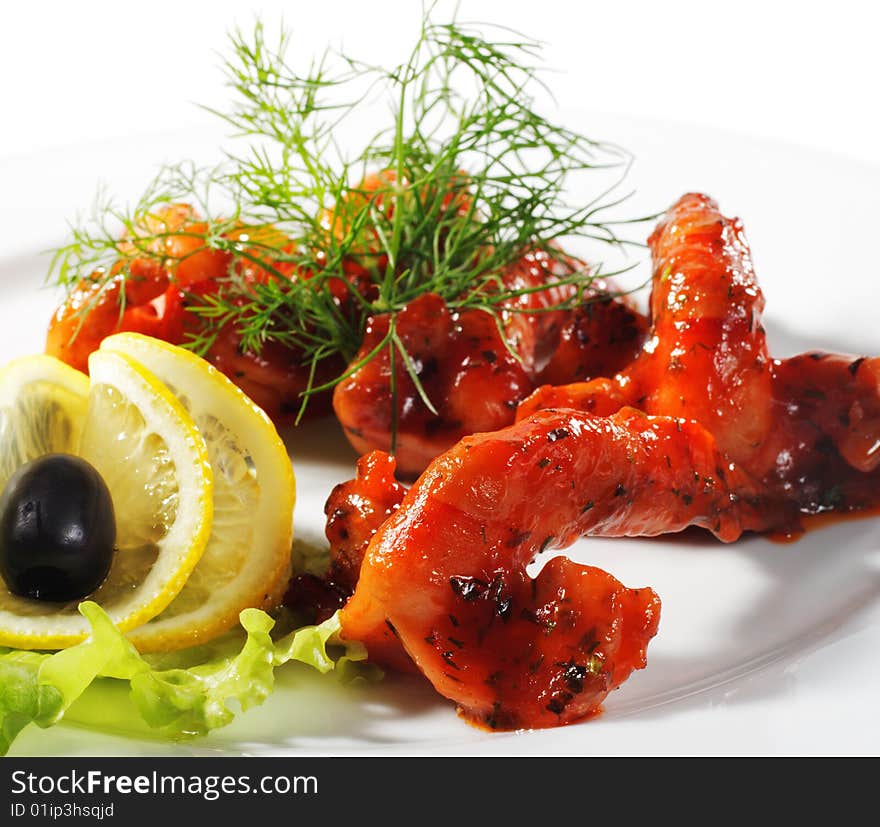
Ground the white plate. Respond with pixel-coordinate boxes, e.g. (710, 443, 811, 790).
(2, 114, 879, 756)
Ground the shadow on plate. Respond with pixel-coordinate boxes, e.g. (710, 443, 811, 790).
(279, 414, 359, 469)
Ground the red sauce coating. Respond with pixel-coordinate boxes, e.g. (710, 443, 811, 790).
(519, 193, 880, 520)
(45, 205, 339, 421)
(323, 450, 406, 593)
(338, 405, 791, 729)
(46, 194, 646, 443)
(326, 192, 880, 729)
(333, 250, 647, 476)
(285, 451, 406, 625)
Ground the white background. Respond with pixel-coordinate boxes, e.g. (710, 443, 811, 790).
(1, 0, 878, 165)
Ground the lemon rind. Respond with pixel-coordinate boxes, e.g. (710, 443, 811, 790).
(0, 350, 214, 650)
(100, 333, 295, 652)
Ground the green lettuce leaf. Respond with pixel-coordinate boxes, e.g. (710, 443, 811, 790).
(0, 601, 377, 755)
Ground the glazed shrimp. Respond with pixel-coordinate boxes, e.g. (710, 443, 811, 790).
(45, 205, 339, 422)
(340, 407, 779, 729)
(752, 352, 880, 513)
(519, 193, 774, 464)
(519, 193, 880, 516)
(333, 250, 646, 477)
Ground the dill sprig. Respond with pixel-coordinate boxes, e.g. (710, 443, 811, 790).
(49, 10, 651, 420)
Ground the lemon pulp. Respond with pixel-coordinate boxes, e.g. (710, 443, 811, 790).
(0, 352, 213, 649)
(101, 333, 295, 652)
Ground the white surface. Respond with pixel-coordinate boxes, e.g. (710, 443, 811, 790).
(1, 0, 879, 168)
(1, 115, 879, 756)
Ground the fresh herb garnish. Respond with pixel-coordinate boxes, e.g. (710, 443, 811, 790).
(49, 10, 650, 420)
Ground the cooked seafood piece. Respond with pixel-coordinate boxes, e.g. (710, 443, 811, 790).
(519, 193, 774, 459)
(45, 206, 341, 421)
(339, 406, 783, 729)
(519, 193, 880, 517)
(284, 450, 406, 625)
(757, 352, 880, 512)
(333, 250, 647, 476)
(324, 450, 406, 594)
(331, 191, 880, 727)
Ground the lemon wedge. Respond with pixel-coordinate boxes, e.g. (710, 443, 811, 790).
(0, 354, 90, 488)
(101, 333, 295, 652)
(0, 351, 213, 649)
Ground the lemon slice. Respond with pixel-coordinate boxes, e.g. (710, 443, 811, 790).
(101, 333, 295, 652)
(0, 354, 90, 490)
(0, 350, 213, 649)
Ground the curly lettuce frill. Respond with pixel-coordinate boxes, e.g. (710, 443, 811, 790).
(0, 601, 375, 755)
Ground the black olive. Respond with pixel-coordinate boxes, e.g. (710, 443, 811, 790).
(0, 454, 115, 602)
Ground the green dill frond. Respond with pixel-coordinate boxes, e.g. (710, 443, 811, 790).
(48, 8, 652, 422)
